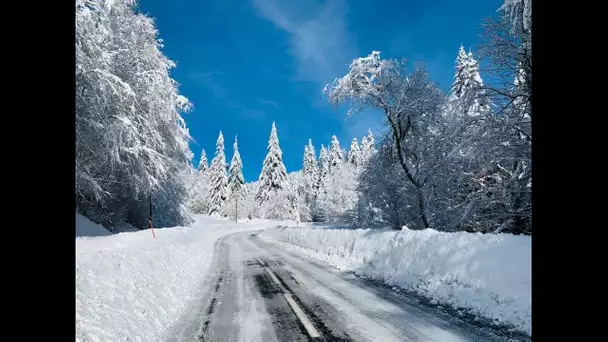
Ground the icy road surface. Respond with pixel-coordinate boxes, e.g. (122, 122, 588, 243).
(166, 230, 512, 342)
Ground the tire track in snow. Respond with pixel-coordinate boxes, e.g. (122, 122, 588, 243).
(164, 234, 230, 342)
(261, 258, 354, 342)
(250, 233, 507, 342)
(198, 274, 224, 340)
(233, 233, 277, 342)
(252, 269, 310, 341)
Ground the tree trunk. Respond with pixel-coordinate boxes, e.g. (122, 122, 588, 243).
(387, 113, 430, 230)
(415, 187, 429, 229)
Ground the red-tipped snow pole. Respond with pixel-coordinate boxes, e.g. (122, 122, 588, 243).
(149, 195, 156, 239)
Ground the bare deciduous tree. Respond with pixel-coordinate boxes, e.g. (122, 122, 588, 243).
(324, 52, 454, 229)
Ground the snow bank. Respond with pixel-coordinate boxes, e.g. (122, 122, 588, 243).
(76, 212, 112, 237)
(110, 220, 140, 233)
(76, 215, 262, 341)
(259, 227, 531, 336)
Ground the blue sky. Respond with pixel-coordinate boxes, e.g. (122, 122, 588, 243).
(138, 0, 502, 182)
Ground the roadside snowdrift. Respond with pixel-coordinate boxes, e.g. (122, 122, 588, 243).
(259, 227, 531, 336)
(76, 215, 262, 341)
(76, 212, 112, 237)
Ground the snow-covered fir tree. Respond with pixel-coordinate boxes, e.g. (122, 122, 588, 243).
(360, 136, 370, 159)
(311, 145, 329, 221)
(262, 187, 291, 221)
(328, 135, 344, 170)
(286, 177, 301, 223)
(316, 161, 359, 224)
(347, 138, 361, 167)
(450, 45, 473, 100)
(198, 149, 209, 172)
(208, 131, 228, 217)
(448, 45, 488, 117)
(227, 136, 246, 220)
(286, 171, 311, 222)
(445, 46, 493, 162)
(255, 122, 289, 218)
(187, 167, 211, 215)
(316, 145, 329, 194)
(312, 134, 362, 224)
(360, 130, 376, 165)
(302, 139, 318, 206)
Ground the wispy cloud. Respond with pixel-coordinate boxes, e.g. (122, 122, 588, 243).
(189, 70, 227, 99)
(227, 103, 266, 119)
(259, 99, 279, 110)
(253, 0, 357, 86)
(253, 0, 385, 139)
(190, 70, 266, 119)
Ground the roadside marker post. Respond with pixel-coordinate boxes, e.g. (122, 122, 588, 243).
(149, 217, 156, 239)
(149, 195, 156, 239)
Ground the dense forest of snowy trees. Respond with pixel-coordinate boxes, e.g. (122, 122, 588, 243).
(323, 0, 531, 234)
(77, 0, 530, 235)
(187, 0, 531, 235)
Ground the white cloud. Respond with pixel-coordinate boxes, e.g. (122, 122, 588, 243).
(253, 0, 357, 86)
(253, 0, 384, 140)
(190, 70, 266, 119)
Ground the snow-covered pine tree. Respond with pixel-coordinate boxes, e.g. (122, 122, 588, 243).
(448, 45, 488, 117)
(287, 178, 301, 224)
(315, 136, 361, 224)
(315, 161, 360, 224)
(360, 136, 369, 159)
(328, 135, 344, 170)
(312, 145, 330, 221)
(297, 191, 311, 222)
(450, 45, 471, 100)
(302, 139, 318, 206)
(316, 145, 329, 193)
(198, 149, 209, 172)
(444, 45, 493, 164)
(187, 169, 211, 215)
(208, 131, 228, 217)
(347, 138, 361, 167)
(255, 122, 289, 218)
(360, 130, 376, 165)
(228, 135, 246, 221)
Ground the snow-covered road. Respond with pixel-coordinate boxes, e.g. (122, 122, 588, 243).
(77, 215, 528, 341)
(166, 230, 513, 342)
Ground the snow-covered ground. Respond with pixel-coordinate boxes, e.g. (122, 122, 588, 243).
(76, 214, 263, 341)
(76, 213, 530, 340)
(259, 226, 531, 336)
(76, 213, 113, 237)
